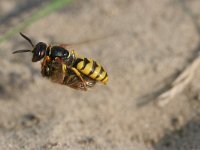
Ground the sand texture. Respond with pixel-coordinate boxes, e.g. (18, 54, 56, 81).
(1, 0, 200, 149)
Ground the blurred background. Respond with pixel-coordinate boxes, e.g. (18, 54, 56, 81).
(1, 0, 200, 149)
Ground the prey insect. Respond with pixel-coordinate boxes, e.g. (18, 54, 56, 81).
(41, 60, 96, 90)
(12, 33, 108, 91)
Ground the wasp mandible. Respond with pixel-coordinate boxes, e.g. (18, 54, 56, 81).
(12, 33, 108, 91)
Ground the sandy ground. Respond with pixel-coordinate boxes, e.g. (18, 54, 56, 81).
(1, 0, 200, 149)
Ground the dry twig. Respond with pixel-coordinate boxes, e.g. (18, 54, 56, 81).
(156, 55, 200, 107)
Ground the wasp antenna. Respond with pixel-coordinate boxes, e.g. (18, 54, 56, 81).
(20, 32, 35, 48)
(12, 49, 32, 54)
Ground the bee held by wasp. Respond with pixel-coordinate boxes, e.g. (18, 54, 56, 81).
(12, 33, 108, 91)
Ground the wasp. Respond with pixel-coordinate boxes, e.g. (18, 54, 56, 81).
(12, 33, 108, 91)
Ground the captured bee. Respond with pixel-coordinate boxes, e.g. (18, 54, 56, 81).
(41, 60, 96, 90)
(12, 33, 108, 91)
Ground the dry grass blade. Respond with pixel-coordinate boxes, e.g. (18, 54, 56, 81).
(0, 0, 72, 45)
(156, 55, 200, 107)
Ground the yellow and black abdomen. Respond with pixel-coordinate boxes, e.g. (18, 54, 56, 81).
(73, 57, 108, 84)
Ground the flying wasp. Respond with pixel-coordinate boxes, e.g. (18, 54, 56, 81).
(12, 33, 108, 91)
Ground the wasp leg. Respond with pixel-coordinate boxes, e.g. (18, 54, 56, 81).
(41, 56, 51, 75)
(70, 67, 87, 90)
(62, 63, 86, 92)
(61, 63, 68, 82)
(42, 56, 51, 66)
(63, 75, 85, 91)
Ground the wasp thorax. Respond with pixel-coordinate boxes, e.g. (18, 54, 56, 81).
(50, 46, 70, 59)
(32, 42, 47, 62)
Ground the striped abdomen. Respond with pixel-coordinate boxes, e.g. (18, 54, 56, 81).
(73, 57, 108, 84)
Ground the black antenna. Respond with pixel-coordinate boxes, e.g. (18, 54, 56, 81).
(12, 49, 32, 54)
(20, 32, 34, 48)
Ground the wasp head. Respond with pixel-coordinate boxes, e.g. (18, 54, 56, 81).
(32, 42, 47, 62)
(12, 33, 47, 62)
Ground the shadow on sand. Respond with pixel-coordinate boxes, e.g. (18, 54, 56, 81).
(154, 119, 200, 150)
